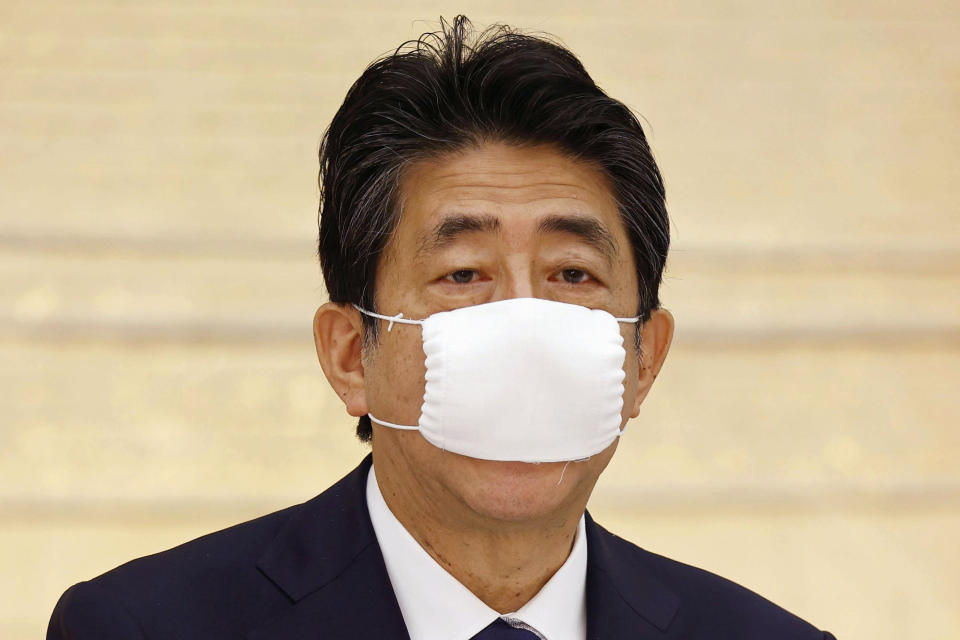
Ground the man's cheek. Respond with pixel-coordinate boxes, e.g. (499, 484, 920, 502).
(621, 359, 641, 422)
(369, 337, 428, 421)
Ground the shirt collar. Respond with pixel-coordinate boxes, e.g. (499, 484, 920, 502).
(366, 463, 587, 640)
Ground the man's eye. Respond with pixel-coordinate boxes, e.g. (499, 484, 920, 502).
(561, 268, 591, 284)
(445, 269, 478, 284)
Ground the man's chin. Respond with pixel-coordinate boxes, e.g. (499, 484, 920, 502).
(449, 455, 594, 523)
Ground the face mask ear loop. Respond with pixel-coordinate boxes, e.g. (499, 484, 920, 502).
(352, 304, 423, 332)
(368, 413, 421, 431)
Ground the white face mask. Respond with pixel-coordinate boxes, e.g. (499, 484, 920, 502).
(354, 297, 639, 463)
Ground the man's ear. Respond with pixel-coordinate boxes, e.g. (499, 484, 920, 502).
(313, 302, 369, 418)
(629, 308, 674, 418)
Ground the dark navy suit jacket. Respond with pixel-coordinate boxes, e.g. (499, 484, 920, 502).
(48, 455, 836, 639)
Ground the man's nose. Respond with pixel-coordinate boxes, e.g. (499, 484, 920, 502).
(492, 259, 538, 300)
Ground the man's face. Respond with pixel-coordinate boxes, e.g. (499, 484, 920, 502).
(340, 142, 660, 523)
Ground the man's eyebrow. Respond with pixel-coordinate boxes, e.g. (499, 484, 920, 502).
(416, 213, 501, 258)
(537, 214, 619, 264)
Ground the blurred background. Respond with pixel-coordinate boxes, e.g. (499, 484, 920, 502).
(1, 1, 958, 638)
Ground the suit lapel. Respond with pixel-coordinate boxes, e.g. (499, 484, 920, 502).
(585, 512, 680, 639)
(248, 455, 409, 640)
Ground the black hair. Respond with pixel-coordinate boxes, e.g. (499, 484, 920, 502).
(317, 16, 670, 442)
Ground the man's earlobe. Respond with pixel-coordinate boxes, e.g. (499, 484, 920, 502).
(630, 307, 674, 417)
(313, 302, 369, 417)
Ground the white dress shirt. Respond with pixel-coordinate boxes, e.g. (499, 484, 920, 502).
(366, 464, 588, 640)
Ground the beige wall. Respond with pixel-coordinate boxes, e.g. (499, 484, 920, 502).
(2, 1, 958, 638)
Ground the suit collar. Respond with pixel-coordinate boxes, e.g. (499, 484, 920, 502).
(585, 512, 680, 638)
(249, 454, 409, 639)
(256, 454, 376, 601)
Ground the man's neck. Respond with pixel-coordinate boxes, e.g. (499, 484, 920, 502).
(371, 449, 591, 613)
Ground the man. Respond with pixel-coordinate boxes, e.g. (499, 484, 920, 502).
(48, 16, 836, 640)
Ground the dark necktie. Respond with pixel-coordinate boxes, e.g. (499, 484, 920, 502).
(471, 618, 542, 639)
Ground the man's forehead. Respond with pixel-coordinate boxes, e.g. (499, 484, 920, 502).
(401, 144, 614, 203)
(396, 145, 621, 239)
